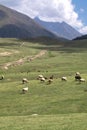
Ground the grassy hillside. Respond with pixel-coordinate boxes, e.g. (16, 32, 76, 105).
(0, 38, 87, 129)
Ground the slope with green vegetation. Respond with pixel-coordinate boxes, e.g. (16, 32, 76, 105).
(0, 38, 87, 129)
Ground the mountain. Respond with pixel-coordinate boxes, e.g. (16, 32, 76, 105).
(0, 5, 59, 39)
(34, 17, 82, 40)
(73, 34, 87, 40)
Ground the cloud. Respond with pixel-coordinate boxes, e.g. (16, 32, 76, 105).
(12, 0, 82, 28)
(1, 0, 87, 34)
(79, 26, 87, 34)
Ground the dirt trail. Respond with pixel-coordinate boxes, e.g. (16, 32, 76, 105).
(28, 50, 47, 61)
(0, 51, 19, 57)
(0, 52, 12, 56)
(1, 50, 47, 70)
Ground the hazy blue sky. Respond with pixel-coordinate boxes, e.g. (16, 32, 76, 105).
(0, 0, 87, 34)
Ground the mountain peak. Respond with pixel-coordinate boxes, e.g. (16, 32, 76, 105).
(34, 16, 40, 21)
(61, 21, 66, 24)
(34, 17, 82, 40)
(0, 5, 59, 39)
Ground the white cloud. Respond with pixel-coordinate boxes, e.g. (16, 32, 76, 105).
(14, 0, 83, 29)
(1, 0, 87, 34)
(79, 26, 87, 34)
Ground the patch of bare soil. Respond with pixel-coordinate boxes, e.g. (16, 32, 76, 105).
(0, 51, 19, 57)
(27, 50, 47, 61)
(0, 52, 12, 56)
(1, 50, 47, 70)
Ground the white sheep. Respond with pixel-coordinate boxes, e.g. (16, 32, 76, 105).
(40, 77, 45, 82)
(79, 78, 86, 82)
(37, 75, 46, 82)
(61, 77, 67, 81)
(76, 72, 80, 76)
(22, 78, 28, 84)
(38, 75, 44, 78)
(22, 87, 28, 93)
(31, 114, 38, 116)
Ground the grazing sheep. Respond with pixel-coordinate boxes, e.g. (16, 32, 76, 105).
(37, 74, 46, 82)
(0, 75, 4, 80)
(22, 78, 28, 84)
(75, 75, 81, 81)
(37, 75, 44, 80)
(22, 87, 28, 93)
(31, 114, 38, 116)
(44, 76, 48, 80)
(40, 77, 45, 82)
(49, 75, 54, 79)
(38, 75, 44, 78)
(47, 79, 53, 84)
(79, 78, 86, 82)
(61, 77, 67, 81)
(76, 72, 80, 76)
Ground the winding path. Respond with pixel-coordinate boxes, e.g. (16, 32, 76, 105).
(1, 50, 47, 70)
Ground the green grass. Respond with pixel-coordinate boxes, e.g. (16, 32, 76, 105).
(0, 114, 87, 130)
(0, 38, 87, 129)
(0, 78, 87, 116)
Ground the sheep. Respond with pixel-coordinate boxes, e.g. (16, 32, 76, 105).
(61, 77, 67, 81)
(37, 75, 44, 80)
(47, 79, 53, 84)
(76, 72, 80, 76)
(31, 114, 38, 116)
(40, 77, 46, 82)
(0, 75, 4, 80)
(38, 75, 44, 78)
(49, 75, 54, 79)
(22, 87, 28, 93)
(22, 78, 28, 84)
(79, 78, 86, 82)
(75, 75, 81, 81)
(37, 74, 46, 82)
(44, 76, 48, 80)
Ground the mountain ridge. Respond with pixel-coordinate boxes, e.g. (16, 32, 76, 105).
(34, 17, 82, 40)
(0, 4, 60, 39)
(73, 34, 87, 40)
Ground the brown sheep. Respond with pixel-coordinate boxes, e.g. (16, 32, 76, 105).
(47, 79, 53, 84)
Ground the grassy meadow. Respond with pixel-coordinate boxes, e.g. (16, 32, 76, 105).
(0, 38, 87, 129)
